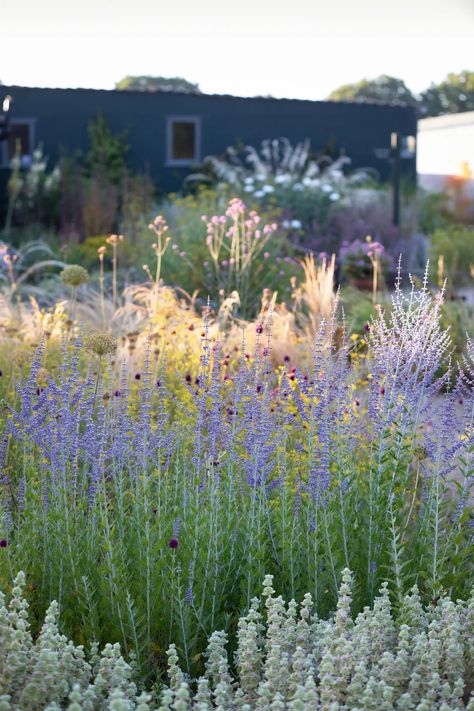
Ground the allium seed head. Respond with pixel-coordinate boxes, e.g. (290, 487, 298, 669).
(85, 332, 117, 357)
(60, 264, 89, 288)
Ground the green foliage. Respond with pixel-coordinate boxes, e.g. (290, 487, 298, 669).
(430, 224, 474, 285)
(328, 74, 418, 106)
(0, 570, 473, 708)
(85, 113, 129, 186)
(115, 76, 201, 94)
(328, 69, 474, 116)
(65, 235, 110, 271)
(160, 189, 297, 314)
(417, 190, 453, 234)
(420, 70, 474, 116)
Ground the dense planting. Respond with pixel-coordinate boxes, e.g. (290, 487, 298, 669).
(0, 272, 473, 688)
(1, 570, 473, 709)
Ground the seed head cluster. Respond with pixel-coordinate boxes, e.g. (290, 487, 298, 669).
(60, 264, 90, 288)
(85, 331, 117, 357)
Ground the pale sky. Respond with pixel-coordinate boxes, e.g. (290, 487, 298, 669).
(1, 0, 474, 100)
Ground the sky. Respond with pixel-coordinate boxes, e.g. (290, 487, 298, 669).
(1, 0, 474, 101)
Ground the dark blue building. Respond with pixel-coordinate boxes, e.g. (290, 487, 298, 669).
(0, 85, 417, 193)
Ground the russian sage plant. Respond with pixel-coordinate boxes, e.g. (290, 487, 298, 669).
(0, 274, 472, 680)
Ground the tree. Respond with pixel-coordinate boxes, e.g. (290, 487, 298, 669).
(418, 70, 474, 116)
(85, 113, 129, 185)
(115, 75, 201, 94)
(327, 75, 418, 106)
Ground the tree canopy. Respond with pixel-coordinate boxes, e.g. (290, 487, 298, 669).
(419, 70, 474, 116)
(328, 75, 417, 107)
(115, 76, 201, 94)
(328, 71, 474, 117)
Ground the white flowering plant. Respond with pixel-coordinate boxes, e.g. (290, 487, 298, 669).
(186, 137, 378, 231)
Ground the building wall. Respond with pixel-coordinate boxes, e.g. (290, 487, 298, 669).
(417, 111, 474, 178)
(0, 86, 417, 193)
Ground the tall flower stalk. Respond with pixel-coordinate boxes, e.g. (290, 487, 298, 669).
(202, 198, 278, 314)
(60, 264, 89, 325)
(97, 245, 107, 327)
(106, 234, 124, 311)
(148, 215, 171, 315)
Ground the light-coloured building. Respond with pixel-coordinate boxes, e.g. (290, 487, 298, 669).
(417, 111, 474, 196)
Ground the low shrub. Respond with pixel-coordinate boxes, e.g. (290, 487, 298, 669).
(430, 225, 474, 286)
(0, 570, 473, 709)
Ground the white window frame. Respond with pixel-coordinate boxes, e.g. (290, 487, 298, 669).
(0, 118, 36, 168)
(166, 115, 201, 166)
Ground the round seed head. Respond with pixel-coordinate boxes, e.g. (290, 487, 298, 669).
(85, 331, 117, 357)
(60, 264, 90, 288)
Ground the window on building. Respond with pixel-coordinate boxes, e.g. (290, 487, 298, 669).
(1, 120, 35, 167)
(166, 116, 200, 165)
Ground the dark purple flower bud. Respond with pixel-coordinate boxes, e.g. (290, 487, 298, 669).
(283, 355, 290, 363)
(364, 323, 371, 332)
(156, 380, 161, 387)
(256, 385, 262, 393)
(380, 386, 385, 395)
(135, 373, 141, 380)
(185, 373, 192, 383)
(168, 537, 179, 549)
(256, 324, 263, 334)
(0, 539, 7, 548)
(0, 370, 2, 377)
(114, 390, 121, 397)
(152, 507, 157, 514)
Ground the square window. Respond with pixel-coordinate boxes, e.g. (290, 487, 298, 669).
(166, 116, 200, 166)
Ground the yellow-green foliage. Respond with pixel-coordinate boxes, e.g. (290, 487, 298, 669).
(430, 225, 474, 285)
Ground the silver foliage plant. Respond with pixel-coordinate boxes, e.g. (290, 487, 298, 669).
(189, 137, 374, 195)
(1, 570, 473, 710)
